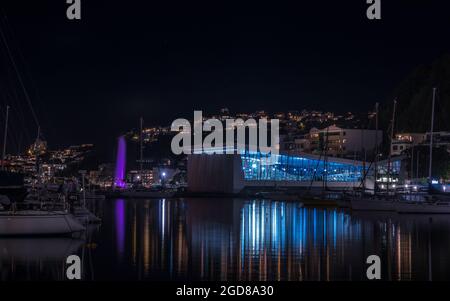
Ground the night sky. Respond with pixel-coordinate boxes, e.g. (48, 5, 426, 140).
(1, 0, 450, 160)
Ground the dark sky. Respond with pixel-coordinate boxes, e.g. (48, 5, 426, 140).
(1, 0, 450, 160)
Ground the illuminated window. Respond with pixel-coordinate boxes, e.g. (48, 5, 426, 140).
(240, 151, 366, 182)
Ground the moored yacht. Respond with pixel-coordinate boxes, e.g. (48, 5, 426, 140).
(0, 210, 85, 236)
(0, 172, 86, 236)
(349, 195, 397, 212)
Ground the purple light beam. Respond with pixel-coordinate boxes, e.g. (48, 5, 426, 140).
(114, 136, 127, 189)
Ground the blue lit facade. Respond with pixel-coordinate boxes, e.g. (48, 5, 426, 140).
(377, 160, 401, 176)
(240, 151, 368, 183)
(188, 151, 404, 193)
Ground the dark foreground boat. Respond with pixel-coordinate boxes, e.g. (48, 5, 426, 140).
(0, 171, 27, 205)
(0, 171, 85, 236)
(0, 210, 86, 236)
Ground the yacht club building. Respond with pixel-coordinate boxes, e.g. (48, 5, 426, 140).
(187, 151, 402, 194)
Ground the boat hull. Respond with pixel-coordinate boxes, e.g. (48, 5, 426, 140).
(73, 207, 102, 224)
(395, 202, 450, 214)
(350, 199, 395, 212)
(0, 211, 85, 236)
(350, 198, 450, 214)
(0, 238, 84, 261)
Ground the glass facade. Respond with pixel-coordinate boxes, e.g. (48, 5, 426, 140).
(376, 160, 402, 184)
(240, 151, 368, 182)
(377, 160, 401, 176)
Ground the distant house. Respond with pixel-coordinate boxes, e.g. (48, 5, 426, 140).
(305, 126, 382, 158)
(391, 133, 425, 156)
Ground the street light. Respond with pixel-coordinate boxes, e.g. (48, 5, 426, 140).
(161, 172, 167, 188)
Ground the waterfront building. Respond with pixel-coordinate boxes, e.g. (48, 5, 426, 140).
(28, 138, 47, 156)
(187, 150, 402, 194)
(391, 133, 425, 156)
(282, 138, 311, 154)
(306, 126, 382, 158)
(128, 169, 155, 187)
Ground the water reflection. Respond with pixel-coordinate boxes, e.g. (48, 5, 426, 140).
(3, 198, 450, 281)
(85, 198, 450, 281)
(0, 238, 84, 280)
(115, 199, 126, 258)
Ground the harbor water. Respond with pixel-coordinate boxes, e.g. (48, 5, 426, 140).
(2, 198, 450, 281)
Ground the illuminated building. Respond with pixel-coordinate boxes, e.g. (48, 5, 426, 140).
(128, 169, 154, 187)
(28, 138, 47, 156)
(391, 133, 425, 156)
(306, 126, 382, 158)
(187, 150, 403, 193)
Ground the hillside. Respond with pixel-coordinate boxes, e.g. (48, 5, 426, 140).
(383, 54, 450, 133)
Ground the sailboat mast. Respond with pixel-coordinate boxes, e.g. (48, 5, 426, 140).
(1, 105, 10, 170)
(140, 117, 143, 173)
(374, 102, 379, 193)
(428, 87, 436, 182)
(35, 125, 42, 188)
(387, 99, 397, 194)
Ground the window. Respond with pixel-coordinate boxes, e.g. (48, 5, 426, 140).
(240, 151, 365, 183)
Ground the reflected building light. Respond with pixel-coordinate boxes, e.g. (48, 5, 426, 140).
(132, 204, 137, 265)
(115, 199, 126, 259)
(333, 211, 337, 248)
(161, 199, 166, 238)
(143, 203, 150, 275)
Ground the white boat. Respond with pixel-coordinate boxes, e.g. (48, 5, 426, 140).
(0, 210, 85, 236)
(0, 238, 85, 261)
(72, 206, 102, 224)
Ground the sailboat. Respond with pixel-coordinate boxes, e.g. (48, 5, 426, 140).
(0, 210, 85, 236)
(0, 119, 87, 235)
(0, 22, 86, 236)
(0, 131, 86, 236)
(350, 91, 450, 214)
